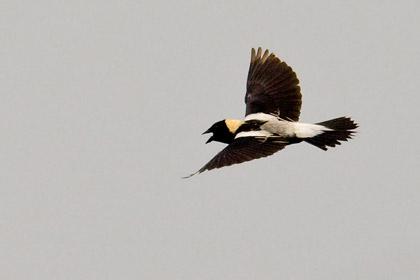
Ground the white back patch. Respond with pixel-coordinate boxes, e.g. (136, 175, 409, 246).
(236, 130, 272, 139)
(245, 113, 279, 122)
(293, 123, 332, 138)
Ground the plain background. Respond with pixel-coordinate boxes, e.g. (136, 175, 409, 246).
(1, 1, 420, 279)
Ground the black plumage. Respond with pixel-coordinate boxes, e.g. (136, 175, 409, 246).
(184, 138, 287, 178)
(245, 48, 302, 121)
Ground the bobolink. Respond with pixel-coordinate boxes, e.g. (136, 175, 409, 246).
(185, 48, 357, 178)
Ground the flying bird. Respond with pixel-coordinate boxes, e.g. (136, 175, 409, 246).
(185, 47, 357, 178)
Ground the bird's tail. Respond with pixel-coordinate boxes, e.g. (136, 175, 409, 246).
(303, 117, 358, 151)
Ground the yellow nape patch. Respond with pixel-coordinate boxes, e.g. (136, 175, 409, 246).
(225, 119, 243, 133)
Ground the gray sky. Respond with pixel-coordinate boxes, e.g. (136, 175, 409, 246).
(1, 0, 420, 279)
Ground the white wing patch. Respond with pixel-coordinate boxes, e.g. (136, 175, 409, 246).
(236, 130, 272, 139)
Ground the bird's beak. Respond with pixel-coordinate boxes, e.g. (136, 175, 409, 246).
(203, 128, 213, 144)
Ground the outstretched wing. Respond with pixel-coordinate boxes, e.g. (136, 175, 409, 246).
(245, 47, 302, 121)
(185, 137, 287, 178)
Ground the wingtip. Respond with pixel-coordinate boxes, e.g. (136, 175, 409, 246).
(251, 47, 271, 62)
(251, 48, 256, 63)
(182, 174, 194, 179)
(261, 49, 270, 62)
(251, 47, 267, 63)
(256, 47, 262, 58)
(182, 171, 199, 179)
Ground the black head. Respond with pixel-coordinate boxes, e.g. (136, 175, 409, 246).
(203, 120, 235, 144)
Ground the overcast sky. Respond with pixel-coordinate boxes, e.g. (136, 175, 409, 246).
(1, 1, 420, 279)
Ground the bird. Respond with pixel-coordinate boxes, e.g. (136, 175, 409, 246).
(185, 47, 358, 178)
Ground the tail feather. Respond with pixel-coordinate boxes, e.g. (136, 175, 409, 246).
(304, 117, 358, 151)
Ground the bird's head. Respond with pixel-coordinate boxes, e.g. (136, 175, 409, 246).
(203, 119, 243, 144)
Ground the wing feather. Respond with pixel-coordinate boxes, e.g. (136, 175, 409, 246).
(184, 138, 287, 177)
(245, 47, 302, 121)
